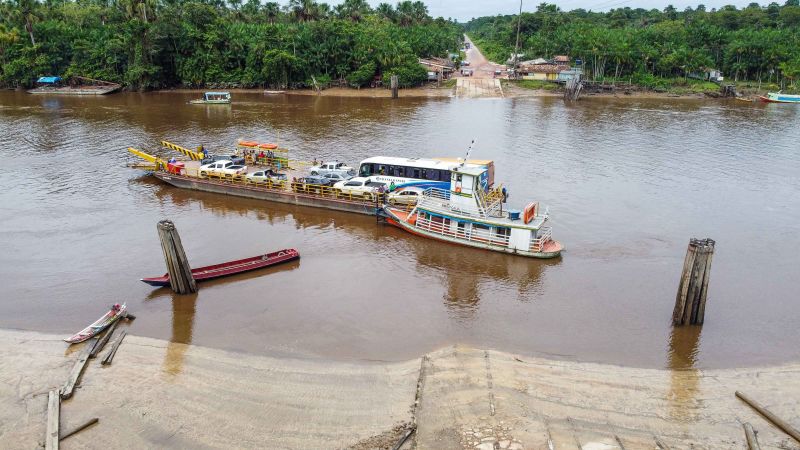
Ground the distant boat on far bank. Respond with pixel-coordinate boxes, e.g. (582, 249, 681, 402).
(27, 76, 121, 95)
(759, 92, 800, 103)
(189, 91, 232, 104)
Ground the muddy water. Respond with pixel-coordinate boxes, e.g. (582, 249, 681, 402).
(1, 91, 799, 369)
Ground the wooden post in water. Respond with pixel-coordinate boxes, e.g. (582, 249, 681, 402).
(391, 75, 399, 99)
(156, 220, 197, 294)
(673, 238, 715, 325)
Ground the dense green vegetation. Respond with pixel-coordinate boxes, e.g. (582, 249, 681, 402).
(0, 0, 461, 89)
(467, 2, 800, 89)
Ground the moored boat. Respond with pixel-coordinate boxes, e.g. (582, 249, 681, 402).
(28, 76, 121, 95)
(189, 91, 232, 104)
(758, 92, 800, 103)
(140, 248, 299, 287)
(65, 303, 127, 343)
(383, 164, 563, 259)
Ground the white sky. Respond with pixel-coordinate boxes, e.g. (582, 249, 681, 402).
(311, 0, 774, 22)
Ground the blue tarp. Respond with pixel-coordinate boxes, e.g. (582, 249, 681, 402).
(37, 76, 62, 84)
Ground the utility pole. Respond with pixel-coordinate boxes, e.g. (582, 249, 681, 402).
(512, 0, 523, 79)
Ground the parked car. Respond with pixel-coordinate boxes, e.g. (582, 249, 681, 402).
(293, 175, 333, 194)
(462, 61, 470, 66)
(333, 177, 386, 200)
(199, 160, 247, 179)
(386, 187, 424, 206)
(309, 161, 356, 177)
(201, 154, 245, 165)
(246, 169, 287, 185)
(323, 172, 353, 184)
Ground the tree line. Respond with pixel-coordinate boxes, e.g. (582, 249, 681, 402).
(0, 0, 462, 89)
(466, 1, 800, 88)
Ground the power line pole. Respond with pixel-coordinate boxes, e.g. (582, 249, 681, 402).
(512, 0, 523, 79)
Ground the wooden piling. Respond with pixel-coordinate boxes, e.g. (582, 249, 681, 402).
(156, 220, 197, 294)
(673, 238, 715, 325)
(46, 389, 60, 450)
(391, 75, 399, 99)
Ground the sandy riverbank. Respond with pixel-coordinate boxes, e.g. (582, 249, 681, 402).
(2, 328, 800, 449)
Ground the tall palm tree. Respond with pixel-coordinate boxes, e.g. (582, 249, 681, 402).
(375, 2, 394, 22)
(395, 1, 413, 26)
(289, 0, 320, 22)
(337, 0, 371, 22)
(263, 2, 280, 24)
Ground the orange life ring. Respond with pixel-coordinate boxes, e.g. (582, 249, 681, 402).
(239, 140, 258, 147)
(455, 186, 462, 193)
(258, 143, 278, 149)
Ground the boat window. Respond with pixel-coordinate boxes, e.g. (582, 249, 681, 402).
(496, 227, 510, 237)
(412, 169, 421, 179)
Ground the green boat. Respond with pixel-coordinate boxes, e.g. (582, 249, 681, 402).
(189, 91, 231, 104)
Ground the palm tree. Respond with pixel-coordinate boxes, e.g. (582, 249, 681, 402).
(376, 3, 394, 21)
(264, 2, 280, 24)
(289, 0, 320, 22)
(396, 1, 413, 26)
(336, 0, 371, 22)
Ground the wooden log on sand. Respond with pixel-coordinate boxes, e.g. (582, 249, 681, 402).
(101, 330, 127, 366)
(61, 345, 91, 399)
(89, 320, 119, 358)
(156, 220, 197, 294)
(673, 238, 715, 325)
(60, 417, 99, 441)
(743, 422, 761, 450)
(736, 391, 800, 444)
(46, 389, 60, 450)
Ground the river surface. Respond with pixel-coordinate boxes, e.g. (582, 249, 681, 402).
(1, 91, 798, 369)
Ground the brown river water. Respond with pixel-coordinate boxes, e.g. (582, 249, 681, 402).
(1, 91, 798, 369)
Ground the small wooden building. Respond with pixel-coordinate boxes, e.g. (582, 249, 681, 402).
(419, 58, 455, 79)
(518, 64, 568, 81)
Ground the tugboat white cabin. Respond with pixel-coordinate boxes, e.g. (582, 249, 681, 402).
(383, 164, 563, 258)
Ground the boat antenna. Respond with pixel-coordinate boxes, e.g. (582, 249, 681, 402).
(462, 139, 475, 167)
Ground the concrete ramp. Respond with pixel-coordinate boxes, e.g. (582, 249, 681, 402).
(456, 78, 504, 98)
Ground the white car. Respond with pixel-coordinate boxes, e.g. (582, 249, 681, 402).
(246, 169, 287, 186)
(309, 161, 356, 177)
(334, 177, 385, 200)
(199, 160, 247, 179)
(386, 187, 424, 206)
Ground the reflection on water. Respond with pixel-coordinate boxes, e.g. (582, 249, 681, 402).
(2, 92, 800, 368)
(163, 293, 197, 376)
(667, 326, 702, 421)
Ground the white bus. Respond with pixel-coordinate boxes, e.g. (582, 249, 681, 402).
(357, 156, 493, 189)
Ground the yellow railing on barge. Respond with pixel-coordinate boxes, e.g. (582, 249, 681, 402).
(179, 167, 390, 205)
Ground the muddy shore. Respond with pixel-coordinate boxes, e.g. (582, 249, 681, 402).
(3, 328, 800, 449)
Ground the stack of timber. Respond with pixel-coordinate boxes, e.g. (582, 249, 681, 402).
(156, 220, 197, 294)
(673, 238, 715, 325)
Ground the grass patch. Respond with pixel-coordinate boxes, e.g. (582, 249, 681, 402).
(440, 78, 457, 89)
(506, 79, 560, 91)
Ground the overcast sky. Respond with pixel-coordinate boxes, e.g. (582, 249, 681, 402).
(314, 0, 773, 22)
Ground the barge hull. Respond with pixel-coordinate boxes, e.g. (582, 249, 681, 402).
(154, 172, 379, 216)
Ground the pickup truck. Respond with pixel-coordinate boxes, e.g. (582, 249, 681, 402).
(201, 154, 245, 165)
(309, 161, 356, 177)
(199, 160, 247, 179)
(333, 177, 386, 200)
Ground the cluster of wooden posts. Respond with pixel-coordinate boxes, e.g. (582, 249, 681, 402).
(46, 315, 132, 449)
(673, 238, 715, 326)
(157, 220, 197, 294)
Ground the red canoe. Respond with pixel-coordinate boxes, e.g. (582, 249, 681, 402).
(141, 249, 299, 287)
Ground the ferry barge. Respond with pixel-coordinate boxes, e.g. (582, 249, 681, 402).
(383, 165, 562, 258)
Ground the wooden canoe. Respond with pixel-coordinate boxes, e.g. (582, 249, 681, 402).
(140, 249, 300, 287)
(65, 303, 127, 344)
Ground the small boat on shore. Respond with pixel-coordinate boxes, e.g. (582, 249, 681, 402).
(189, 91, 232, 104)
(759, 92, 800, 103)
(141, 249, 299, 287)
(383, 164, 563, 259)
(65, 303, 127, 343)
(28, 76, 121, 95)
